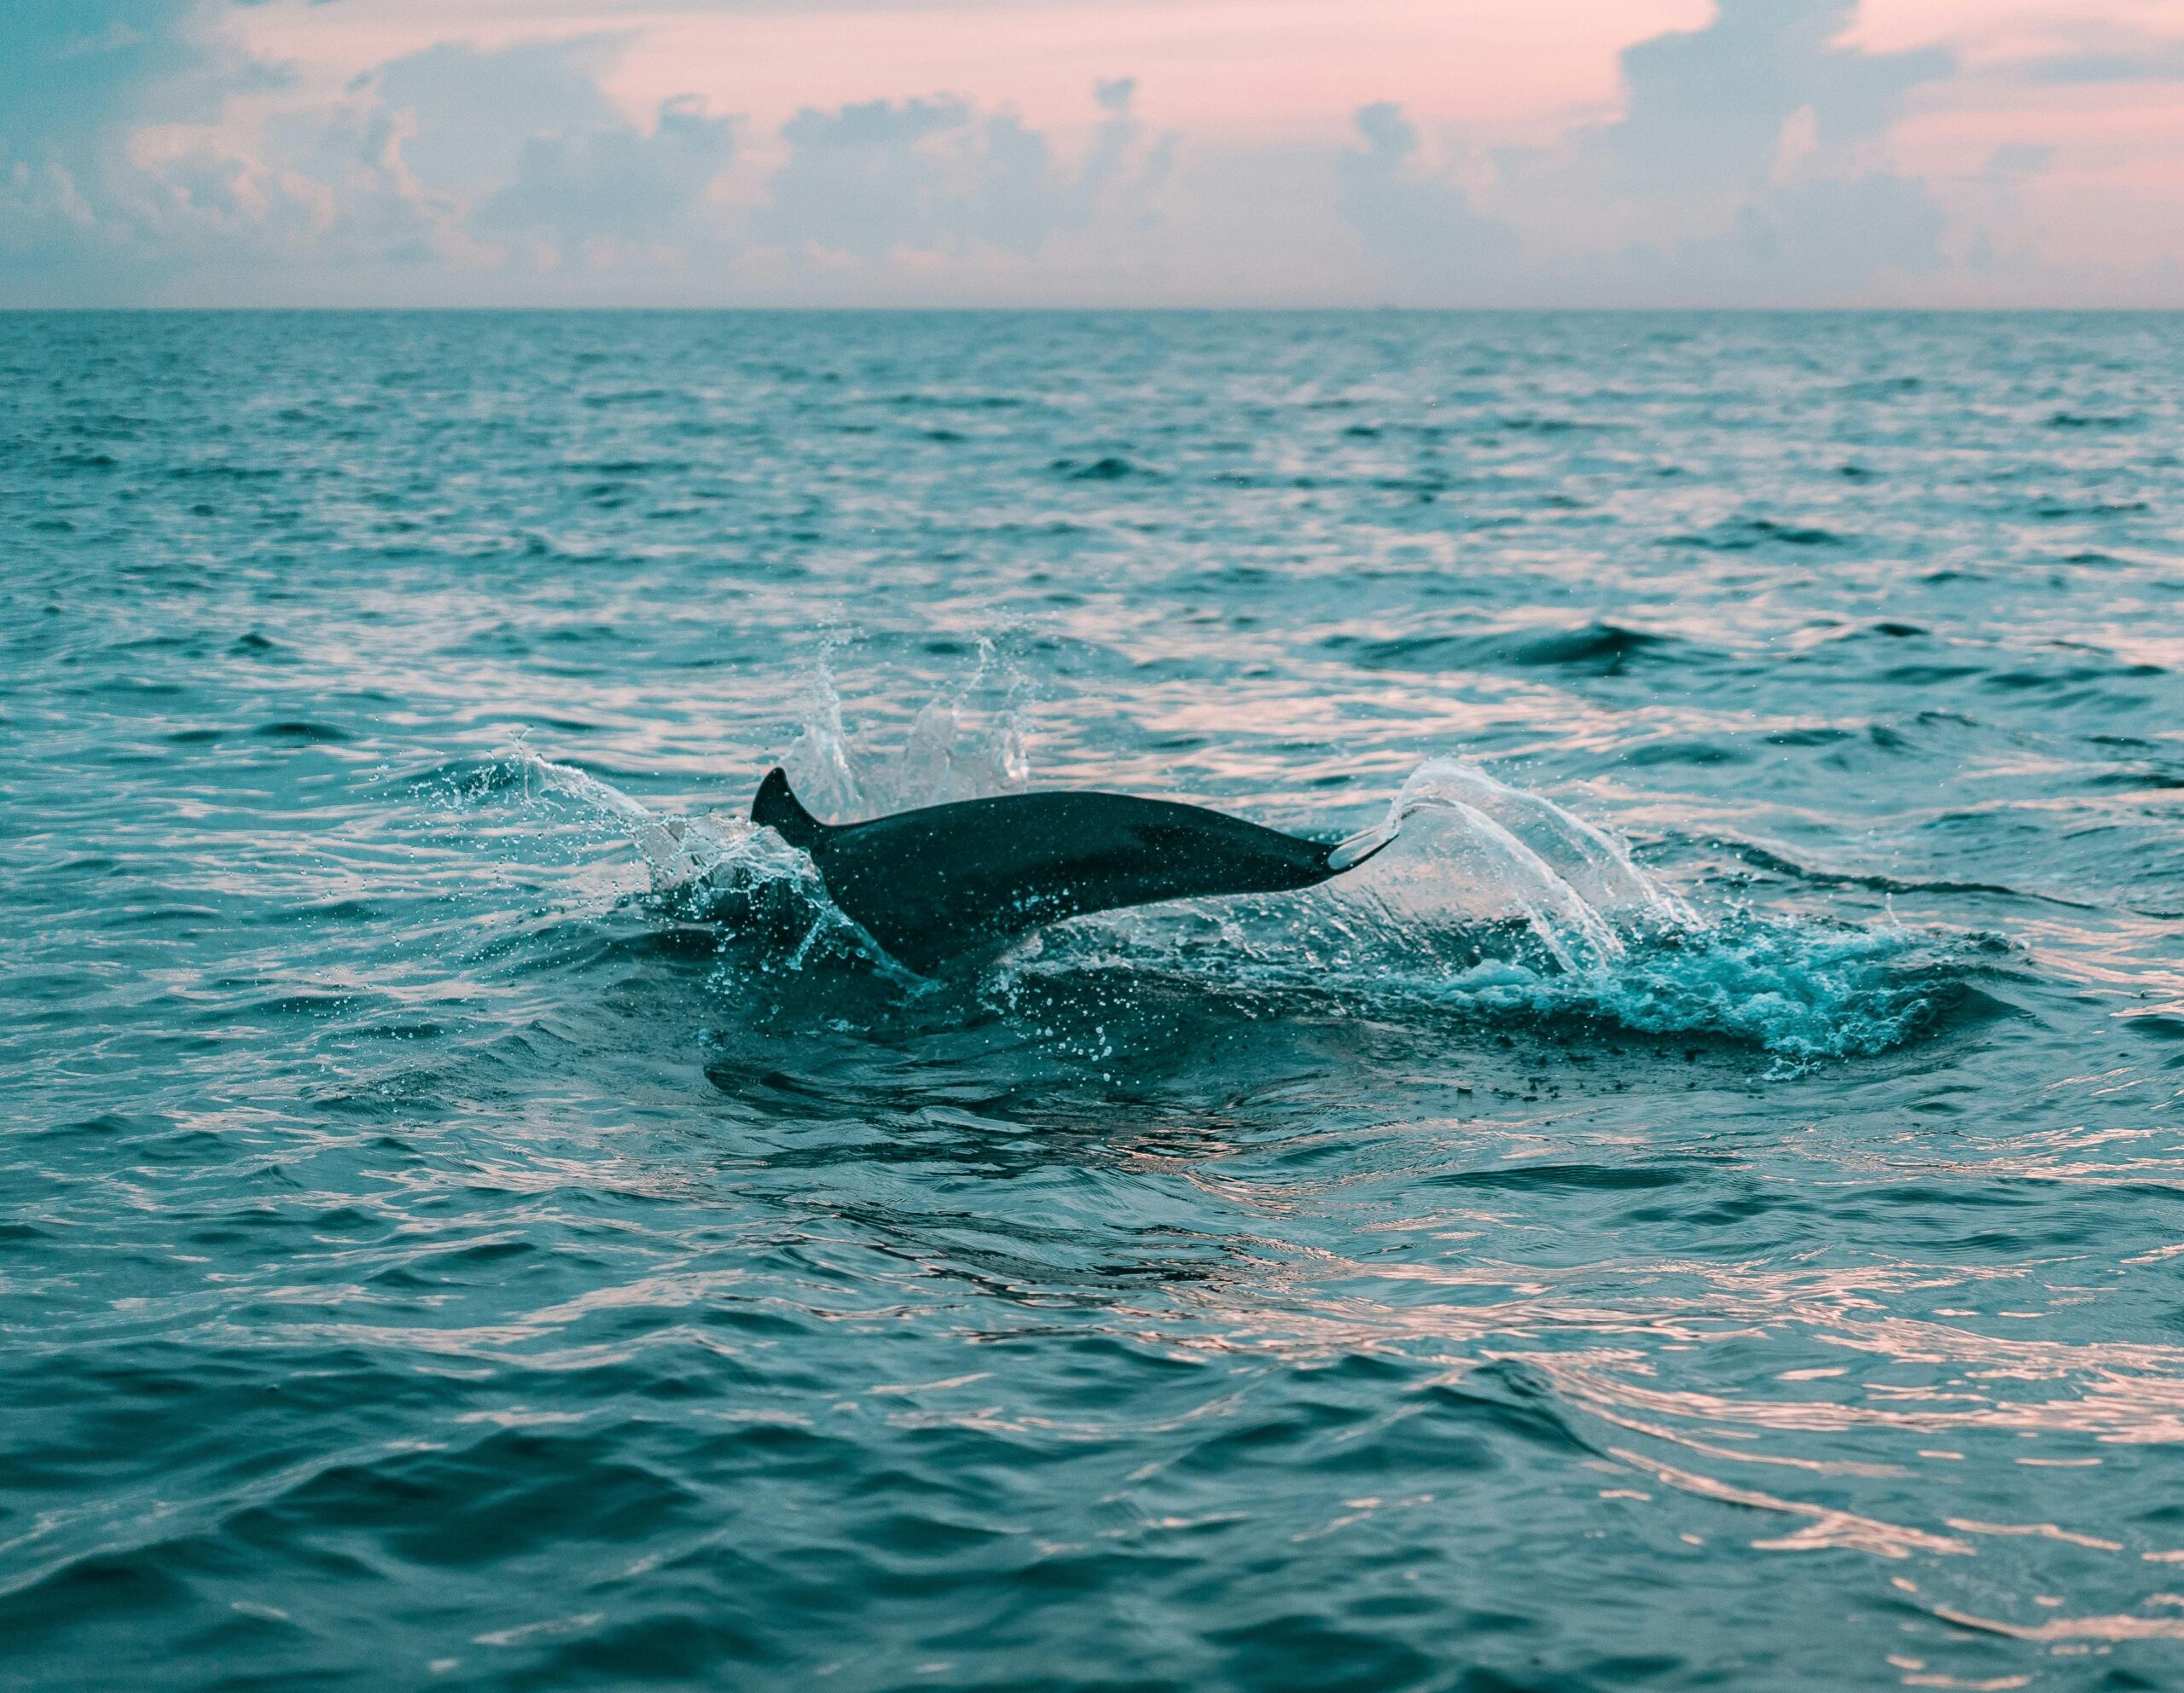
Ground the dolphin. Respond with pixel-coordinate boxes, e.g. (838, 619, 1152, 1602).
(750, 767, 1396, 975)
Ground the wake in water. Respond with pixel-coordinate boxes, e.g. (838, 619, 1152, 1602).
(473, 701, 1989, 1067)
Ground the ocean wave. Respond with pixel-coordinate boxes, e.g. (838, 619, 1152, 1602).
(1330, 621, 1683, 676)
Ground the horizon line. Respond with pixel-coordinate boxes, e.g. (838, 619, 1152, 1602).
(7, 303, 2183, 316)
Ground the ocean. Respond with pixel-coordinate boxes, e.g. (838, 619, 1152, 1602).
(3, 309, 2182, 1690)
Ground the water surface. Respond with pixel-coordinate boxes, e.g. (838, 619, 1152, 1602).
(4, 310, 2184, 1690)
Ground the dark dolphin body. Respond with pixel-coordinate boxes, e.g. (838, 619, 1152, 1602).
(750, 767, 1391, 975)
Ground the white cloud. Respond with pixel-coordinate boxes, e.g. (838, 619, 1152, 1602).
(1327, 0, 1959, 304)
(477, 96, 733, 252)
(751, 81, 1162, 270)
(1335, 102, 1515, 299)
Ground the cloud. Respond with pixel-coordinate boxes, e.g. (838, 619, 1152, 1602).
(0, 0, 282, 296)
(476, 96, 733, 252)
(0, 5, 1156, 304)
(366, 38, 633, 200)
(1330, 0, 1958, 304)
(2010, 23, 2184, 86)
(756, 96, 984, 260)
(1335, 102, 1513, 296)
(1543, 0, 1955, 293)
(0, 24, 742, 299)
(287, 37, 736, 265)
(1699, 170, 1947, 294)
(2030, 51, 2184, 83)
(0, 0, 2171, 306)
(752, 82, 1161, 267)
(1589, 0, 1950, 195)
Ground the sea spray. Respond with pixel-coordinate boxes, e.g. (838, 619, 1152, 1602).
(492, 736, 1978, 1064)
(781, 638, 1031, 820)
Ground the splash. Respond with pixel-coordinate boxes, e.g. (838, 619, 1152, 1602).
(781, 639, 1029, 820)
(484, 728, 1973, 1064)
(492, 746, 866, 966)
(1417, 913, 1960, 1064)
(777, 654, 864, 823)
(1334, 757, 1690, 971)
(1017, 757, 1972, 1065)
(472, 657, 1038, 973)
(501, 747, 736, 894)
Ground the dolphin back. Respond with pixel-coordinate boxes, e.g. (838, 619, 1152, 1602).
(747, 769, 1371, 974)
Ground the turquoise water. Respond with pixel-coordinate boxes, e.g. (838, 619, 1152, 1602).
(4, 310, 2184, 1691)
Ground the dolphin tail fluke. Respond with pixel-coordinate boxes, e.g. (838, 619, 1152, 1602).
(1327, 811, 1401, 873)
(752, 767, 826, 853)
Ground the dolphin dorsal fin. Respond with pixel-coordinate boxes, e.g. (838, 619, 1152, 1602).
(751, 767, 826, 853)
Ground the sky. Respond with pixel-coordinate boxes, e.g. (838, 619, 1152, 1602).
(3, 0, 2181, 307)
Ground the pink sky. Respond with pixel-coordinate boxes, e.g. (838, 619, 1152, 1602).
(228, 0, 2176, 148)
(20, 0, 2184, 304)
